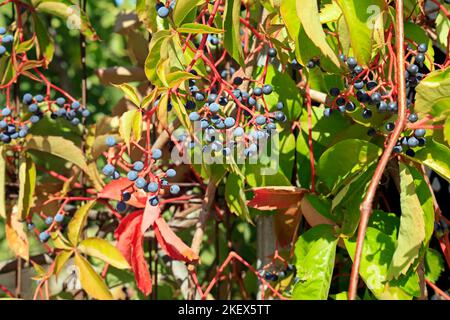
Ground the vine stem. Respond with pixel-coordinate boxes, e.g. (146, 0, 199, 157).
(348, 0, 407, 300)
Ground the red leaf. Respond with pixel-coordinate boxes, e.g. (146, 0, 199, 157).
(98, 178, 147, 208)
(154, 217, 199, 264)
(247, 187, 307, 210)
(140, 198, 160, 234)
(114, 211, 152, 295)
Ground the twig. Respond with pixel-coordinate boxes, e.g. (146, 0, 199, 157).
(425, 279, 450, 300)
(348, 0, 408, 300)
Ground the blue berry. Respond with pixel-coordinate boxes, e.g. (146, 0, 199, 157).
(345, 101, 356, 112)
(152, 148, 162, 160)
(418, 43, 428, 53)
(253, 87, 262, 96)
(194, 92, 205, 101)
(276, 101, 284, 110)
(157, 6, 169, 18)
(207, 94, 217, 103)
(39, 232, 50, 242)
(166, 169, 176, 177)
(71, 101, 81, 109)
(55, 213, 64, 223)
(233, 127, 244, 137)
(133, 161, 144, 171)
(408, 136, 419, 147)
(407, 64, 419, 75)
(56, 97, 66, 106)
(2, 35, 13, 44)
(161, 179, 169, 187)
(106, 136, 116, 147)
(209, 103, 220, 113)
(0, 27, 5, 35)
(224, 117, 235, 128)
(209, 35, 219, 45)
(81, 109, 90, 117)
(385, 122, 395, 131)
(408, 113, 418, 123)
(354, 65, 363, 74)
(200, 119, 209, 129)
(112, 170, 120, 180)
(362, 109, 372, 119)
(170, 184, 180, 194)
(233, 77, 243, 85)
(1, 108, 11, 117)
(34, 95, 44, 103)
(329, 88, 340, 96)
(135, 177, 147, 189)
(0, 120, 6, 128)
(377, 101, 387, 113)
(45, 216, 53, 225)
(127, 170, 138, 181)
(189, 112, 200, 121)
(27, 223, 34, 231)
(416, 53, 425, 64)
(122, 192, 131, 202)
(414, 129, 426, 137)
(0, 45, 5, 56)
(268, 47, 277, 58)
(371, 92, 382, 104)
(28, 104, 38, 113)
(56, 108, 66, 117)
(71, 118, 80, 126)
(149, 196, 159, 206)
(388, 102, 398, 112)
(116, 201, 127, 212)
(393, 145, 403, 153)
(147, 182, 159, 193)
(255, 115, 266, 125)
(248, 97, 256, 106)
(323, 108, 332, 117)
(347, 57, 357, 68)
(102, 164, 115, 176)
(262, 84, 273, 95)
(354, 80, 364, 90)
(23, 93, 33, 104)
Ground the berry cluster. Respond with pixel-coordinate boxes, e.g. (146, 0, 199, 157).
(261, 264, 296, 282)
(155, 1, 175, 19)
(0, 26, 13, 57)
(102, 137, 180, 212)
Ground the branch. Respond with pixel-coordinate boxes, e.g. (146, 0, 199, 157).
(348, 0, 408, 300)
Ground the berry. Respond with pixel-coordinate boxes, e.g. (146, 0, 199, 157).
(292, 59, 302, 70)
(209, 103, 220, 113)
(276, 101, 284, 110)
(28, 104, 38, 113)
(116, 201, 127, 212)
(1, 108, 11, 117)
(0, 120, 6, 128)
(233, 77, 243, 85)
(0, 27, 5, 35)
(135, 177, 147, 189)
(207, 94, 217, 103)
(166, 168, 176, 177)
(152, 148, 162, 160)
(56, 97, 66, 106)
(268, 47, 277, 57)
(195, 92, 205, 101)
(385, 122, 395, 131)
(262, 84, 273, 95)
(408, 113, 418, 123)
(366, 81, 378, 90)
(185, 100, 196, 110)
(345, 101, 356, 112)
(388, 102, 398, 112)
(329, 87, 340, 97)
(81, 109, 90, 117)
(253, 87, 262, 96)
(408, 136, 419, 147)
(347, 57, 357, 68)
(39, 232, 50, 242)
(233, 127, 244, 137)
(71, 118, 80, 126)
(127, 170, 138, 181)
(414, 129, 426, 137)
(133, 161, 144, 172)
(149, 197, 159, 206)
(323, 108, 332, 117)
(71, 101, 80, 109)
(248, 97, 256, 106)
(102, 164, 115, 176)
(147, 182, 159, 193)
(354, 65, 363, 74)
(34, 95, 44, 103)
(255, 115, 266, 125)
(370, 92, 382, 104)
(354, 80, 364, 90)
(393, 145, 403, 153)
(2, 35, 13, 44)
(418, 137, 426, 146)
(122, 192, 131, 202)
(362, 109, 372, 119)
(170, 184, 180, 194)
(23, 93, 33, 104)
(306, 60, 315, 68)
(189, 112, 200, 121)
(27, 223, 34, 231)
(339, 53, 346, 61)
(338, 105, 346, 113)
(275, 111, 286, 122)
(418, 43, 428, 53)
(407, 64, 419, 75)
(405, 149, 415, 157)
(224, 117, 235, 128)
(105, 136, 116, 147)
(357, 91, 370, 103)
(53, 213, 64, 223)
(157, 6, 170, 18)
(0, 45, 5, 56)
(415, 53, 425, 64)
(209, 35, 219, 45)
(45, 216, 53, 225)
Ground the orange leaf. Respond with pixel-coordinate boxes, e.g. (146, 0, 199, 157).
(115, 210, 143, 262)
(154, 217, 199, 264)
(141, 198, 160, 234)
(98, 178, 146, 208)
(274, 204, 302, 247)
(247, 187, 307, 210)
(6, 209, 29, 261)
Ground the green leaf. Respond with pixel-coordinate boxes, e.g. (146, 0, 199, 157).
(25, 135, 88, 172)
(172, 0, 200, 26)
(113, 83, 140, 107)
(425, 248, 444, 283)
(145, 30, 171, 84)
(410, 139, 450, 182)
(177, 23, 224, 34)
(345, 227, 412, 299)
(225, 173, 251, 221)
(387, 163, 426, 279)
(296, 0, 340, 71)
(415, 66, 450, 121)
(436, 11, 450, 50)
(119, 109, 143, 150)
(172, 95, 193, 133)
(32, 0, 98, 40)
(67, 200, 96, 246)
(335, 0, 384, 66)
(0, 146, 5, 219)
(292, 224, 338, 300)
(17, 154, 36, 221)
(31, 13, 54, 65)
(78, 238, 130, 270)
(444, 117, 450, 145)
(316, 139, 382, 193)
(223, 0, 244, 66)
(136, 0, 158, 32)
(74, 253, 113, 300)
(15, 35, 36, 54)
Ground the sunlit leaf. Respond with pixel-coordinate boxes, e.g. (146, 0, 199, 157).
(74, 253, 113, 300)
(223, 0, 244, 66)
(67, 200, 96, 246)
(78, 238, 130, 270)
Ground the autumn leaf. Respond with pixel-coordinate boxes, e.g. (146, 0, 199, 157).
(6, 207, 29, 261)
(247, 187, 308, 210)
(98, 178, 146, 208)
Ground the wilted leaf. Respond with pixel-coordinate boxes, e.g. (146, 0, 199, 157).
(78, 238, 130, 270)
(74, 253, 113, 300)
(247, 187, 307, 210)
(6, 208, 29, 261)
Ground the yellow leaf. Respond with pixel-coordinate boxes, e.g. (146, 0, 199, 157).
(0, 146, 6, 219)
(78, 238, 130, 269)
(17, 154, 36, 220)
(119, 109, 143, 150)
(113, 83, 141, 107)
(67, 200, 96, 246)
(157, 92, 169, 129)
(6, 207, 29, 261)
(74, 253, 113, 300)
(54, 250, 73, 276)
(50, 231, 73, 250)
